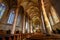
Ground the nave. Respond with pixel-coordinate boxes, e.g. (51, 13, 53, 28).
(0, 0, 60, 40)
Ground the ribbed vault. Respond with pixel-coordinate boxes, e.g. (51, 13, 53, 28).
(0, 0, 60, 35)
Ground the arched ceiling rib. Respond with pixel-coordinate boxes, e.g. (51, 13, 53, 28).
(2, 0, 41, 25)
(20, 0, 41, 24)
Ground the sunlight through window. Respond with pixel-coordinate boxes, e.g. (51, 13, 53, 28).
(7, 10, 15, 24)
(0, 3, 6, 19)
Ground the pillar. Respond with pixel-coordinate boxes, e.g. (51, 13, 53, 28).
(27, 18, 30, 33)
(19, 14, 23, 33)
(41, 0, 52, 34)
(42, 0, 54, 26)
(19, 12, 25, 33)
(50, 6, 59, 24)
(11, 8, 19, 34)
(41, 12, 46, 33)
(25, 15, 30, 33)
(30, 20, 33, 33)
(22, 13, 26, 34)
(48, 13, 54, 26)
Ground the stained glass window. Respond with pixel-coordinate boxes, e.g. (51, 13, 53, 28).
(7, 10, 15, 24)
(0, 3, 6, 19)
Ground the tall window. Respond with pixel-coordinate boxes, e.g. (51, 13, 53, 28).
(7, 10, 15, 24)
(16, 15, 21, 26)
(0, 3, 6, 19)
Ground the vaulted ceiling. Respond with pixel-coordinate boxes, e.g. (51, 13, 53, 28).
(1, 0, 60, 25)
(1, 0, 41, 25)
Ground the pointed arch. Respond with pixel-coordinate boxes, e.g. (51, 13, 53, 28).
(7, 10, 15, 24)
(0, 3, 6, 19)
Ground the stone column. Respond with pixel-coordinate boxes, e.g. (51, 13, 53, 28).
(41, 12, 47, 33)
(50, 6, 59, 24)
(42, 0, 54, 26)
(41, 0, 52, 34)
(25, 15, 30, 33)
(22, 13, 26, 34)
(19, 15, 23, 33)
(48, 13, 54, 26)
(30, 20, 33, 33)
(27, 18, 30, 33)
(11, 8, 19, 34)
(19, 12, 26, 34)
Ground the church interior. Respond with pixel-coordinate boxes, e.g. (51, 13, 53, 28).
(0, 0, 60, 40)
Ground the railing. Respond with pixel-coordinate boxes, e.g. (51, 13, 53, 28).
(0, 33, 60, 40)
(27, 34, 60, 40)
(0, 34, 21, 40)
